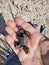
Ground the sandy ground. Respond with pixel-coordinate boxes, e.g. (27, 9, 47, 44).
(0, 0, 49, 65)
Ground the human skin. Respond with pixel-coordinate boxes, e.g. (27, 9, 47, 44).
(5, 17, 44, 65)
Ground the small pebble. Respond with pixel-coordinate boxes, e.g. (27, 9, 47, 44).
(28, 21, 38, 28)
(23, 45, 29, 54)
(40, 24, 46, 33)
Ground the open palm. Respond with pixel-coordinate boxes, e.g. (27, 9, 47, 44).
(5, 18, 43, 64)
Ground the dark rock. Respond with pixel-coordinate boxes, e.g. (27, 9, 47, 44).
(40, 24, 46, 33)
(28, 21, 38, 28)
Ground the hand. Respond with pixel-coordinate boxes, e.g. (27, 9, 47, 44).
(5, 17, 43, 64)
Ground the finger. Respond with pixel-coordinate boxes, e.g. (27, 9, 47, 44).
(10, 32, 18, 41)
(12, 47, 20, 55)
(15, 17, 25, 26)
(5, 26, 18, 41)
(6, 35, 19, 54)
(7, 20, 18, 32)
(5, 26, 14, 34)
(6, 35, 14, 46)
(15, 17, 36, 34)
(18, 49, 27, 62)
